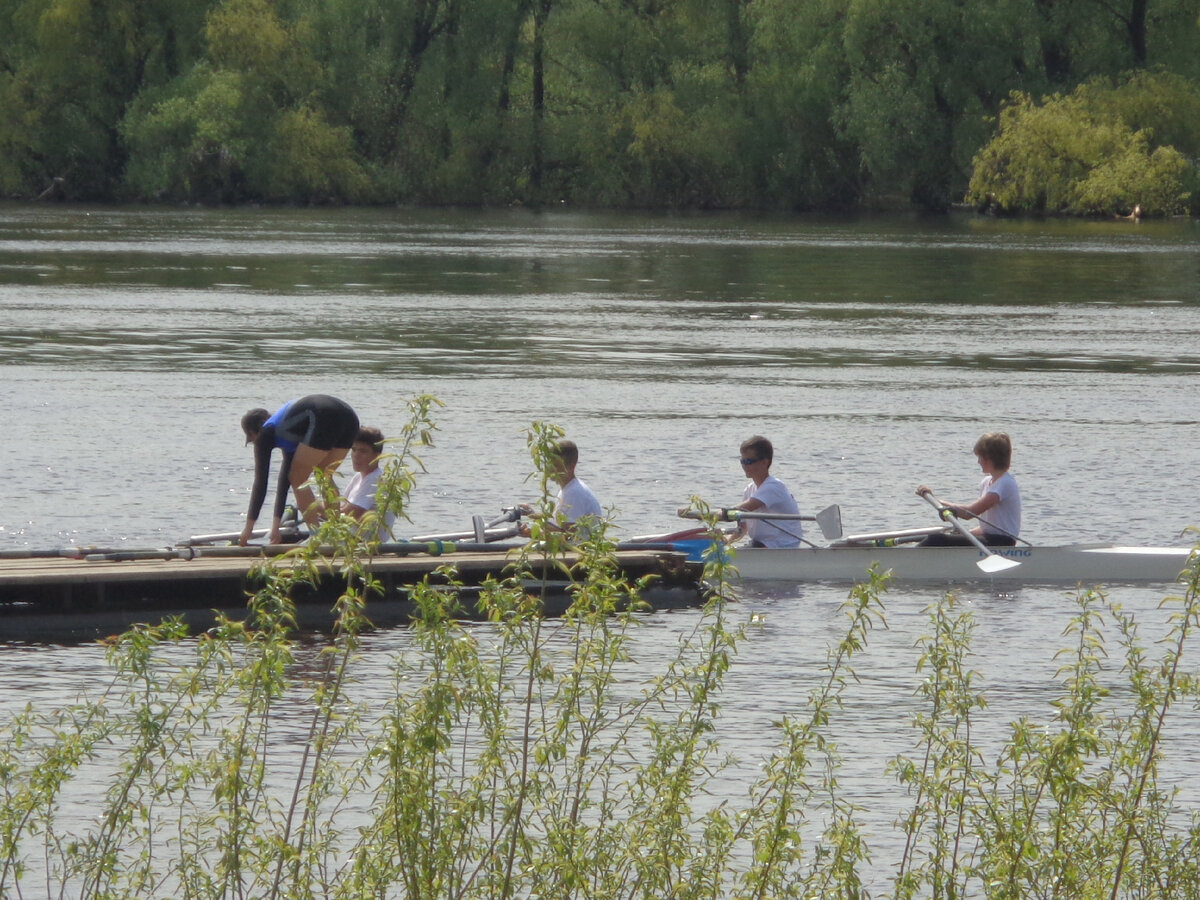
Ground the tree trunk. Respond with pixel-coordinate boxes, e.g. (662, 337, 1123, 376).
(530, 0, 551, 195)
(1126, 0, 1147, 66)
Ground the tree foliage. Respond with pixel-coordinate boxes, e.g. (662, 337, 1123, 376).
(967, 71, 1200, 215)
(1, 0, 1198, 211)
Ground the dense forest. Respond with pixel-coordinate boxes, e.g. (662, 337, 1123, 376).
(1, 0, 1198, 213)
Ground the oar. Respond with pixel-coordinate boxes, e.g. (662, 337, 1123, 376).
(971, 513, 1032, 547)
(0, 546, 128, 559)
(812, 504, 843, 540)
(918, 490, 1021, 573)
(832, 524, 951, 547)
(87, 548, 198, 561)
(410, 524, 523, 543)
(85, 540, 528, 562)
(678, 504, 843, 541)
(181, 526, 304, 547)
(411, 509, 524, 544)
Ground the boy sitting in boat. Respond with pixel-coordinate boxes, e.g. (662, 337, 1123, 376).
(916, 431, 1021, 546)
(340, 427, 395, 540)
(717, 435, 804, 549)
(518, 439, 603, 541)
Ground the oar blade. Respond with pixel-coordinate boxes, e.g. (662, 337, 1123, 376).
(814, 504, 843, 541)
(977, 553, 1021, 573)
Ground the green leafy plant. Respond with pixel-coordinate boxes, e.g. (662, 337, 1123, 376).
(967, 72, 1200, 216)
(2, 403, 1199, 899)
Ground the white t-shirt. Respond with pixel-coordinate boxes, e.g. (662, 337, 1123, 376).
(742, 475, 802, 548)
(979, 471, 1021, 538)
(343, 468, 396, 539)
(557, 477, 602, 539)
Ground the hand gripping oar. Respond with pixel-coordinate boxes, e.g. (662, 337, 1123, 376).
(919, 490, 1021, 573)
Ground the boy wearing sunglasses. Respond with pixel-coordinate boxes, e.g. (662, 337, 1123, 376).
(727, 435, 803, 548)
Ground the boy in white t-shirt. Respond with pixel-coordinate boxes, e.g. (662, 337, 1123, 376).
(725, 435, 804, 549)
(518, 439, 603, 540)
(339, 426, 395, 539)
(917, 431, 1021, 546)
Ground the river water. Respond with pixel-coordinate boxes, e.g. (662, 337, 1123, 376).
(1, 204, 1199, 892)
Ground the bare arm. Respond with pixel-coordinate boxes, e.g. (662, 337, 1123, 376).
(956, 491, 1000, 518)
(916, 484, 999, 520)
(240, 428, 276, 545)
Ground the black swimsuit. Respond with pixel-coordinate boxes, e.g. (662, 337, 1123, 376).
(247, 395, 359, 523)
(271, 395, 359, 451)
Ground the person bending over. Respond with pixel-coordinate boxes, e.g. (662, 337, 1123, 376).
(240, 394, 359, 545)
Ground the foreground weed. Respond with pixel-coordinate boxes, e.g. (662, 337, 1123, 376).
(3, 413, 1200, 900)
(732, 566, 889, 900)
(891, 592, 985, 900)
(898, 548, 1200, 900)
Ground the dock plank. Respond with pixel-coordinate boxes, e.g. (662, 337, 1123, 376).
(0, 548, 704, 642)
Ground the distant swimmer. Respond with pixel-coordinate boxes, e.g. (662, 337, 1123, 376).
(240, 395, 359, 545)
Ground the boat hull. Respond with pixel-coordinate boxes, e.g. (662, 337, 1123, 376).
(719, 544, 1196, 585)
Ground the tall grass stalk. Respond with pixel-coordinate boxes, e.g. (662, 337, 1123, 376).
(2, 404, 1200, 899)
(891, 592, 985, 900)
(890, 550, 1200, 900)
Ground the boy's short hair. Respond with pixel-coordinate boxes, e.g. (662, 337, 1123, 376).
(241, 408, 270, 440)
(740, 435, 774, 464)
(355, 426, 384, 452)
(973, 432, 1012, 469)
(553, 439, 580, 467)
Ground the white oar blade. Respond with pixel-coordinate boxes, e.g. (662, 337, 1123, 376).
(815, 504, 843, 541)
(977, 554, 1021, 573)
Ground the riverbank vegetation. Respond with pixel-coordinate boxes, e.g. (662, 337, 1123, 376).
(3, 404, 1200, 897)
(1, 0, 1198, 214)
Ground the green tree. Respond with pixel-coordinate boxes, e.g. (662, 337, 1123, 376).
(121, 0, 367, 202)
(311, 0, 458, 166)
(966, 71, 1200, 215)
(0, 0, 211, 200)
(745, 0, 860, 209)
(301, 0, 529, 203)
(841, 0, 1040, 210)
(0, 0, 42, 194)
(1026, 0, 1200, 86)
(4, 0, 1200, 208)
(541, 0, 762, 207)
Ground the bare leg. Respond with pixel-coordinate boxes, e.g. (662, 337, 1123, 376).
(288, 444, 350, 529)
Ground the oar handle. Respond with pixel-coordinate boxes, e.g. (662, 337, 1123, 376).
(677, 503, 842, 541)
(920, 489, 965, 526)
(678, 509, 811, 522)
(919, 490, 1021, 572)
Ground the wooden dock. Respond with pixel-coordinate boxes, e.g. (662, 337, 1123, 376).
(0, 544, 705, 643)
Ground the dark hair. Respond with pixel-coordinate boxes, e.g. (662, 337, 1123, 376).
(356, 426, 385, 452)
(241, 408, 270, 439)
(553, 439, 580, 467)
(740, 435, 774, 463)
(973, 432, 1012, 469)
